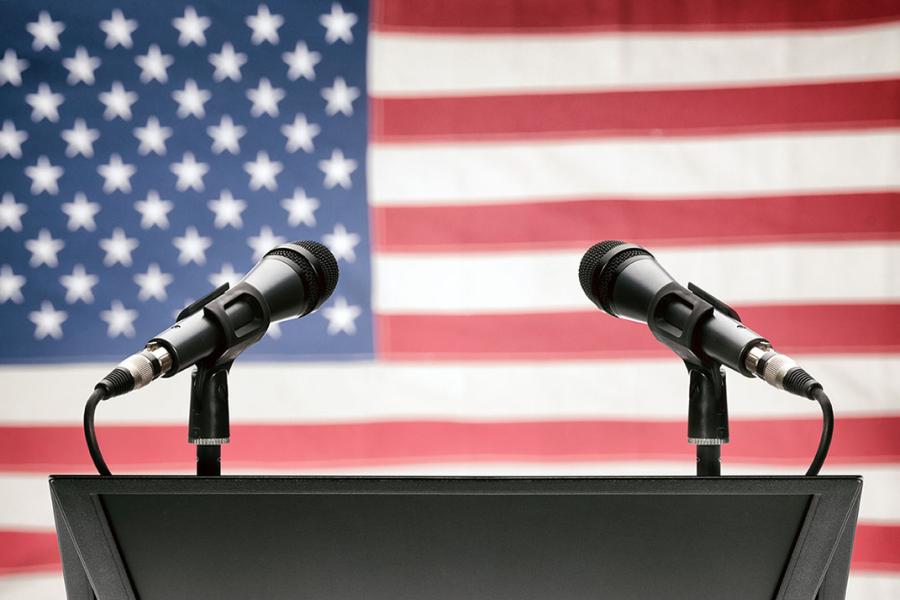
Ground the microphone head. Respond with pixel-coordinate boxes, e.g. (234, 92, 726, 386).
(263, 240, 339, 315)
(578, 240, 653, 315)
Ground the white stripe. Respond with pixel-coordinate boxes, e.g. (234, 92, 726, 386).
(0, 574, 66, 600)
(0, 570, 895, 599)
(4, 465, 895, 529)
(374, 242, 900, 313)
(847, 574, 900, 599)
(0, 355, 896, 425)
(370, 24, 900, 96)
(370, 131, 900, 204)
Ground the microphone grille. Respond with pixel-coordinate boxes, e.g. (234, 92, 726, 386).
(578, 240, 625, 304)
(265, 241, 340, 311)
(295, 240, 339, 301)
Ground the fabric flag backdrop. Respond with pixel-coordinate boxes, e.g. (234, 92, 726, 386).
(0, 0, 898, 596)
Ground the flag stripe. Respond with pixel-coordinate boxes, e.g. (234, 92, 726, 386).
(2, 416, 899, 472)
(374, 243, 900, 313)
(370, 25, 900, 96)
(377, 304, 899, 359)
(370, 131, 900, 204)
(374, 0, 900, 33)
(372, 79, 900, 142)
(2, 356, 897, 425)
(373, 192, 900, 252)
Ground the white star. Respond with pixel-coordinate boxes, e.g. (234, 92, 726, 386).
(0, 265, 26, 304)
(25, 228, 64, 267)
(133, 116, 172, 156)
(100, 300, 139, 338)
(318, 149, 357, 189)
(25, 83, 64, 122)
(173, 6, 210, 47)
(209, 42, 246, 82)
(62, 47, 100, 85)
(61, 192, 100, 231)
(0, 120, 27, 159)
(321, 77, 359, 117)
(322, 296, 361, 335)
(282, 42, 321, 81)
(29, 301, 67, 340)
(97, 154, 136, 193)
(0, 193, 27, 231)
(247, 226, 286, 261)
(170, 152, 209, 192)
(27, 11, 65, 51)
(99, 228, 139, 267)
(322, 223, 360, 263)
(25, 155, 64, 195)
(209, 263, 242, 288)
(319, 3, 357, 45)
(172, 79, 210, 119)
(246, 5, 283, 45)
(134, 190, 173, 229)
(244, 151, 282, 191)
(173, 226, 212, 265)
(0, 49, 28, 86)
(281, 113, 320, 153)
(208, 190, 246, 229)
(100, 9, 137, 49)
(281, 188, 319, 227)
(135, 44, 173, 84)
(207, 115, 246, 155)
(59, 264, 98, 304)
(246, 78, 284, 118)
(134, 263, 173, 301)
(61, 119, 99, 158)
(99, 81, 137, 120)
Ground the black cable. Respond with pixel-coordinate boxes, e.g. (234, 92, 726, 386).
(805, 387, 834, 476)
(84, 387, 112, 476)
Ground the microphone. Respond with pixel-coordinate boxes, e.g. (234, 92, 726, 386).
(96, 240, 339, 398)
(578, 240, 822, 400)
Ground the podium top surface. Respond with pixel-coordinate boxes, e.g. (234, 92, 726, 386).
(50, 475, 862, 600)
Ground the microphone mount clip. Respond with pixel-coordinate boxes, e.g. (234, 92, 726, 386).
(646, 282, 744, 476)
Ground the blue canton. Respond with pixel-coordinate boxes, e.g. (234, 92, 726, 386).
(0, 0, 372, 363)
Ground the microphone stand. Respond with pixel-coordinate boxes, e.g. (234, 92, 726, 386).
(189, 361, 232, 476)
(173, 283, 242, 477)
(646, 282, 741, 477)
(686, 362, 728, 476)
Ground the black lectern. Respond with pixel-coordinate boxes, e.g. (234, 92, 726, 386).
(50, 476, 861, 600)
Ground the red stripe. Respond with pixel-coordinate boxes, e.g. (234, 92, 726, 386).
(374, 0, 900, 33)
(853, 524, 900, 572)
(373, 192, 900, 252)
(372, 80, 900, 143)
(0, 531, 60, 575)
(377, 304, 900, 360)
(2, 524, 897, 575)
(1, 416, 899, 472)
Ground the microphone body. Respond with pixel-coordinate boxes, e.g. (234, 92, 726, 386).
(99, 241, 339, 398)
(579, 241, 821, 399)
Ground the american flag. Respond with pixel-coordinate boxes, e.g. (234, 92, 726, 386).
(1, 0, 899, 597)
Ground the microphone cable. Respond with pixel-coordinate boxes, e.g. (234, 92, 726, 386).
(806, 387, 834, 477)
(84, 387, 111, 476)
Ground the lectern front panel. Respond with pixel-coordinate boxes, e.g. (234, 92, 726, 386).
(100, 492, 810, 600)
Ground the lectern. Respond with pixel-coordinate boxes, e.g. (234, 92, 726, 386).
(50, 475, 861, 600)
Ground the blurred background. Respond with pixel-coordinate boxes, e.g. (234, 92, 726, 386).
(0, 0, 898, 597)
